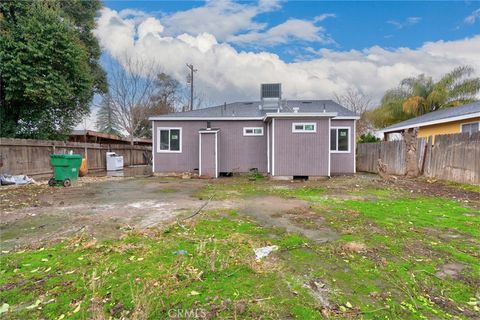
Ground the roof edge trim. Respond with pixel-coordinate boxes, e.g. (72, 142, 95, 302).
(264, 112, 338, 118)
(149, 116, 264, 121)
(333, 116, 361, 120)
(379, 112, 480, 133)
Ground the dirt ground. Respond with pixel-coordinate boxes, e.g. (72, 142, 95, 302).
(1, 177, 217, 250)
(1, 173, 479, 319)
(0, 173, 478, 251)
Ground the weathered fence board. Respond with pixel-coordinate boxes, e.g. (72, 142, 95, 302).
(423, 132, 480, 185)
(357, 140, 406, 175)
(357, 132, 480, 185)
(0, 138, 151, 176)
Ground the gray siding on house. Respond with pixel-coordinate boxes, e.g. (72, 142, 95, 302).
(215, 121, 267, 173)
(199, 132, 217, 177)
(330, 119, 356, 174)
(153, 120, 267, 173)
(272, 118, 330, 176)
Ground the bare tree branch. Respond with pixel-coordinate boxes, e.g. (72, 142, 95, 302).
(334, 87, 373, 138)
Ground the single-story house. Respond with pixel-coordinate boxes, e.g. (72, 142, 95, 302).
(380, 101, 480, 141)
(149, 84, 359, 179)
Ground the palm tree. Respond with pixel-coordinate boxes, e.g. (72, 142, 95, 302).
(369, 66, 480, 128)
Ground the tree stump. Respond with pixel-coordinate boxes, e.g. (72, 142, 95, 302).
(403, 128, 419, 178)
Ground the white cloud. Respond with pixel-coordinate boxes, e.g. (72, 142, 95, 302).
(94, 7, 480, 108)
(137, 17, 164, 39)
(228, 18, 334, 45)
(160, 0, 279, 41)
(387, 16, 422, 29)
(465, 8, 480, 24)
(314, 13, 336, 23)
(157, 0, 333, 47)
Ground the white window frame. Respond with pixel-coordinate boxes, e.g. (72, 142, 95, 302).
(460, 121, 480, 133)
(243, 127, 264, 136)
(157, 127, 182, 153)
(292, 122, 317, 133)
(330, 127, 351, 153)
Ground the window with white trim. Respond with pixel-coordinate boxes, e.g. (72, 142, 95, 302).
(157, 127, 182, 152)
(461, 122, 479, 134)
(330, 127, 350, 152)
(243, 127, 264, 136)
(292, 122, 316, 133)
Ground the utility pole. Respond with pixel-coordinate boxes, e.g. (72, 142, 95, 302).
(186, 63, 197, 111)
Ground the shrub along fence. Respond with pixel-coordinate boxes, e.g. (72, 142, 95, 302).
(0, 138, 152, 176)
(357, 132, 480, 185)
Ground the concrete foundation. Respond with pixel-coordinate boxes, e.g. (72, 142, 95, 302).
(269, 175, 294, 181)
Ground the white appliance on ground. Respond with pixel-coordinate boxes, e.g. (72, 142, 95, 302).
(106, 152, 124, 171)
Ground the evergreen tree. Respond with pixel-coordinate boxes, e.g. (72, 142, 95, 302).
(0, 0, 106, 139)
(95, 95, 121, 136)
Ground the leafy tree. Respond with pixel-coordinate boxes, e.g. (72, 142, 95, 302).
(358, 133, 381, 144)
(369, 66, 480, 128)
(0, 0, 106, 139)
(59, 0, 107, 94)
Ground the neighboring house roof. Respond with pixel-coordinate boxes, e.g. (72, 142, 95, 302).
(70, 130, 152, 145)
(149, 100, 358, 120)
(380, 101, 480, 133)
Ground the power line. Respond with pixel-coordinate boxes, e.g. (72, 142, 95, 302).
(186, 64, 197, 111)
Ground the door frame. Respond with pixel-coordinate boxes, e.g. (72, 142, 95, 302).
(198, 130, 219, 178)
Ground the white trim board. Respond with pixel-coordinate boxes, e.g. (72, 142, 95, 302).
(267, 122, 270, 173)
(198, 133, 202, 176)
(330, 126, 351, 153)
(149, 113, 359, 122)
(243, 127, 264, 136)
(328, 118, 331, 177)
(292, 122, 317, 133)
(198, 130, 220, 133)
(157, 127, 182, 153)
(265, 112, 337, 119)
(272, 118, 275, 176)
(150, 116, 264, 121)
(379, 112, 480, 133)
(152, 124, 155, 173)
(460, 121, 480, 133)
(215, 132, 218, 178)
(198, 131, 219, 178)
(333, 116, 361, 120)
(353, 120, 357, 173)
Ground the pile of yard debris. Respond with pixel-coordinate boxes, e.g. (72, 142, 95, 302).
(0, 175, 35, 186)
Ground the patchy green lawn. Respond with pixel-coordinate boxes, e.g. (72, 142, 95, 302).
(1, 176, 479, 319)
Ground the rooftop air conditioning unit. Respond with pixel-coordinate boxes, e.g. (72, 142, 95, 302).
(260, 83, 281, 111)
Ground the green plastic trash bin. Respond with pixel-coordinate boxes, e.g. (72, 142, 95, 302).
(48, 154, 83, 187)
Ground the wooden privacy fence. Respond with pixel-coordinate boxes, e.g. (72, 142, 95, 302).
(357, 132, 480, 185)
(0, 138, 152, 176)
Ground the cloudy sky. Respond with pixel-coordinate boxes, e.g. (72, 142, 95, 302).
(92, 0, 480, 113)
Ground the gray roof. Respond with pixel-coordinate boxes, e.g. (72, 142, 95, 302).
(153, 100, 358, 118)
(381, 101, 480, 132)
